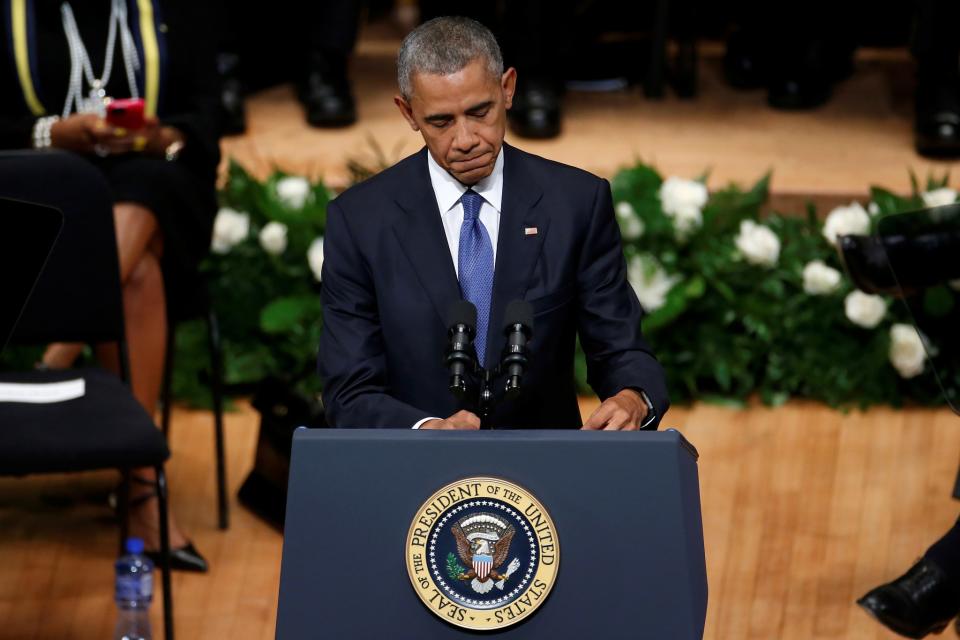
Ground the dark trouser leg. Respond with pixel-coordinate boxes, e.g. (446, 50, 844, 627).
(300, 0, 362, 126)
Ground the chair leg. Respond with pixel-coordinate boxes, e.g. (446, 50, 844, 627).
(160, 329, 174, 437)
(155, 465, 174, 640)
(207, 308, 229, 530)
(118, 469, 130, 556)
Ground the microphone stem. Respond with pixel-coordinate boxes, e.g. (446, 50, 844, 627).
(478, 367, 494, 429)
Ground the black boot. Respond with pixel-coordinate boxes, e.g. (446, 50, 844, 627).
(915, 74, 960, 159)
(217, 52, 246, 136)
(858, 557, 960, 638)
(508, 79, 561, 139)
(300, 51, 356, 128)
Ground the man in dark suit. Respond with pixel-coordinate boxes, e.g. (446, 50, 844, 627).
(318, 16, 667, 431)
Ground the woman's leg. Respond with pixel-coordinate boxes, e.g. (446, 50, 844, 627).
(42, 201, 165, 368)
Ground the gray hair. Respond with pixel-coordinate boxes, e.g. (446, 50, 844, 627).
(397, 16, 504, 100)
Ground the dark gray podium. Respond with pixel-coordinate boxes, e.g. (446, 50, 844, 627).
(277, 429, 707, 639)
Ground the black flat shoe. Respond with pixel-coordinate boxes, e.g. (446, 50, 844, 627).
(857, 557, 960, 638)
(915, 111, 960, 159)
(146, 542, 209, 573)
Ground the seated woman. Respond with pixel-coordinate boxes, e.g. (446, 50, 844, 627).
(0, 0, 221, 572)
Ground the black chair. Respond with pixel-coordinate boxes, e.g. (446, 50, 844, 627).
(159, 284, 229, 531)
(0, 150, 175, 640)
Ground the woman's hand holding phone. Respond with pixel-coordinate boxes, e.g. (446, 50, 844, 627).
(48, 113, 182, 157)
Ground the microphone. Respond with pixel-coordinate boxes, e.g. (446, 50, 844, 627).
(445, 300, 477, 398)
(501, 300, 534, 399)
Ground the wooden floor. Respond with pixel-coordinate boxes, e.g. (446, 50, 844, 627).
(224, 35, 958, 205)
(1, 400, 958, 639)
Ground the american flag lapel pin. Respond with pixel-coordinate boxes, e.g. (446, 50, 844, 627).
(524, 227, 538, 236)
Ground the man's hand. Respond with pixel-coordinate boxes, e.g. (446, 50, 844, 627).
(582, 389, 648, 431)
(420, 410, 481, 430)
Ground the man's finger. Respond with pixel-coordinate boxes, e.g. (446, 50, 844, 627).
(583, 402, 614, 430)
(601, 409, 632, 431)
(603, 414, 640, 431)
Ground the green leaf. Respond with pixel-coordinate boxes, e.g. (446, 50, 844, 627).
(869, 187, 908, 215)
(923, 286, 955, 317)
(260, 295, 322, 334)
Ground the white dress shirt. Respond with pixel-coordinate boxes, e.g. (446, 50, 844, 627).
(428, 147, 504, 275)
(412, 149, 504, 429)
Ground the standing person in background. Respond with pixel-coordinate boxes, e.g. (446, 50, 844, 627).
(216, 0, 363, 132)
(0, 0, 219, 572)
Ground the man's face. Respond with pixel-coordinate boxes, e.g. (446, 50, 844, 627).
(395, 59, 516, 186)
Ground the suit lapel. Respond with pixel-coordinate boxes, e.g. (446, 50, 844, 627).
(393, 148, 462, 327)
(485, 143, 548, 365)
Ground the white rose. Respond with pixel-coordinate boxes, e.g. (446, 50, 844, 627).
(889, 323, 926, 378)
(735, 220, 780, 268)
(615, 201, 645, 240)
(867, 202, 880, 216)
(627, 254, 680, 313)
(211, 207, 250, 254)
(659, 177, 707, 239)
(670, 206, 703, 241)
(844, 290, 886, 328)
(275, 176, 311, 209)
(921, 187, 958, 208)
(823, 202, 870, 247)
(802, 260, 842, 295)
(307, 236, 325, 281)
(258, 221, 288, 256)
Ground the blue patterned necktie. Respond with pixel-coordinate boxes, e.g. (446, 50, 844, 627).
(458, 189, 494, 367)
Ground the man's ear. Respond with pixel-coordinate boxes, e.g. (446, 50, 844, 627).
(394, 95, 420, 132)
(502, 68, 517, 110)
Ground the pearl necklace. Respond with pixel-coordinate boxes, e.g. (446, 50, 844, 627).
(60, 0, 141, 118)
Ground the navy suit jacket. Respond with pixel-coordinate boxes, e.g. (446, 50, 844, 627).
(318, 143, 668, 429)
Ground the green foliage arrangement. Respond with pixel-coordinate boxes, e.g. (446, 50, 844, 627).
(172, 160, 957, 410)
(609, 166, 956, 408)
(171, 161, 332, 406)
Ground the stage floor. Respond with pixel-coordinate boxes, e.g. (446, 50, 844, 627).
(1, 399, 956, 639)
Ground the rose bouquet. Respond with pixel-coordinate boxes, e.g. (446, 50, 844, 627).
(610, 165, 957, 407)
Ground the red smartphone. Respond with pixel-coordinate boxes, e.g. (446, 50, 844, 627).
(106, 98, 146, 130)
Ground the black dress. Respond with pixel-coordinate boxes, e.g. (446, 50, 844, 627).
(0, 0, 220, 309)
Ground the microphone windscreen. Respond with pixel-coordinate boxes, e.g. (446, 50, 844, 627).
(504, 300, 534, 331)
(447, 299, 477, 329)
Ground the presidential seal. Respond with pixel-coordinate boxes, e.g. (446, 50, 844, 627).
(405, 477, 559, 631)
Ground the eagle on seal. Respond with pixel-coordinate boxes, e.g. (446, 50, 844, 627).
(452, 520, 515, 583)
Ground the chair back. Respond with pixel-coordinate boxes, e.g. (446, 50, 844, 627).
(0, 151, 126, 346)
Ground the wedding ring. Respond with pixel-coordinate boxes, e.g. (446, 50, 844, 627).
(132, 136, 147, 152)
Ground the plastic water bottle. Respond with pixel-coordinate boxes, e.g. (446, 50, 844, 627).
(114, 537, 153, 640)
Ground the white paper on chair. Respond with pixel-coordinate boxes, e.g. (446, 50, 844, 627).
(0, 378, 86, 403)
